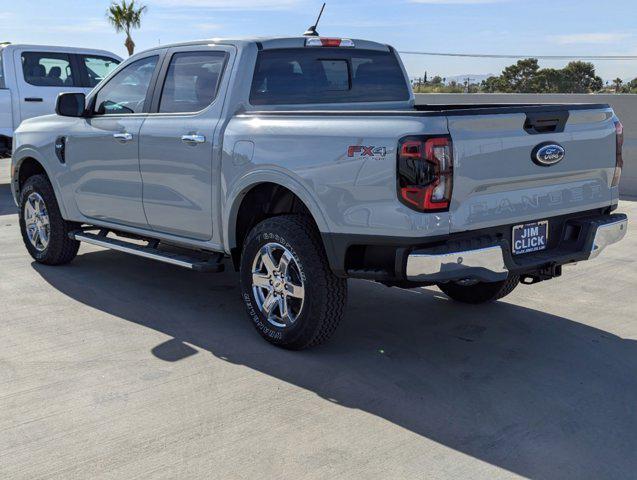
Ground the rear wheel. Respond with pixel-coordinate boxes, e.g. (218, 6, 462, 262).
(19, 174, 80, 265)
(240, 214, 347, 350)
(438, 276, 520, 304)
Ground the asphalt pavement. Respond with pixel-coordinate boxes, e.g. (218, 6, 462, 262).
(1, 159, 636, 480)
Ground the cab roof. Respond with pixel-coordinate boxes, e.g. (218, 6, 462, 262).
(0, 43, 122, 60)
(138, 36, 392, 55)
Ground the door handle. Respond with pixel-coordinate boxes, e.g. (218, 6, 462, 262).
(25, 97, 43, 102)
(181, 134, 206, 145)
(113, 132, 133, 142)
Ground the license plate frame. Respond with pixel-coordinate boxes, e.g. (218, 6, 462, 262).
(512, 220, 549, 255)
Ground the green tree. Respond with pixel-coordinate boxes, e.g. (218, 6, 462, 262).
(535, 68, 565, 93)
(107, 0, 147, 56)
(481, 75, 506, 93)
(561, 62, 603, 93)
(498, 58, 542, 93)
(481, 59, 603, 94)
(612, 78, 624, 93)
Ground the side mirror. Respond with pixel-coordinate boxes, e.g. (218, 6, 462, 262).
(56, 93, 86, 117)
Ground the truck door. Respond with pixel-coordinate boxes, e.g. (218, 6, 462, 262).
(13, 50, 85, 124)
(64, 53, 162, 228)
(138, 45, 234, 240)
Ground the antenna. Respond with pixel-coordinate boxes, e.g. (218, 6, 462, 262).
(304, 3, 326, 37)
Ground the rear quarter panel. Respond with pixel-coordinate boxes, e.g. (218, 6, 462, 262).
(222, 113, 449, 249)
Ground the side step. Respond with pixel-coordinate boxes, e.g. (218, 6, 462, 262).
(70, 231, 224, 272)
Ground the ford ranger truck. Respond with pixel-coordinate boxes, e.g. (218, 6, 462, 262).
(10, 37, 628, 349)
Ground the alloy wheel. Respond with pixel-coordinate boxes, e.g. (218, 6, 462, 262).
(251, 242, 305, 328)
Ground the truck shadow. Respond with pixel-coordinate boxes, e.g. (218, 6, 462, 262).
(33, 251, 637, 480)
(0, 183, 17, 216)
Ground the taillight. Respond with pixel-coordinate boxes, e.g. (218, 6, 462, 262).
(397, 136, 453, 212)
(305, 37, 355, 48)
(612, 119, 623, 187)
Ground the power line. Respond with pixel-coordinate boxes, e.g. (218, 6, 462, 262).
(399, 50, 637, 61)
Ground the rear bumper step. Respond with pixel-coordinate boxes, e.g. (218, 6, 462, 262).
(405, 213, 627, 283)
(70, 231, 224, 272)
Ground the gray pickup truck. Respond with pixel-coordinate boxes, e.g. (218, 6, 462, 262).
(11, 36, 627, 349)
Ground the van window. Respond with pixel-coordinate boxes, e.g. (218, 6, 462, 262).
(82, 56, 120, 87)
(250, 48, 410, 105)
(21, 52, 76, 87)
(158, 51, 226, 113)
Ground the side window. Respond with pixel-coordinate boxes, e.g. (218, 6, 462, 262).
(93, 56, 158, 115)
(158, 51, 226, 113)
(82, 56, 121, 87)
(21, 52, 76, 87)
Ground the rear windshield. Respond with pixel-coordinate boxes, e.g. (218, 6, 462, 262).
(250, 48, 410, 105)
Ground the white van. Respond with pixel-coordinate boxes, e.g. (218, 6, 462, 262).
(0, 43, 122, 155)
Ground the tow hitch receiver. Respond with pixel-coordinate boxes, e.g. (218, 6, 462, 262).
(521, 263, 562, 285)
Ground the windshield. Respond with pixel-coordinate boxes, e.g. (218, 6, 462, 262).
(250, 48, 410, 105)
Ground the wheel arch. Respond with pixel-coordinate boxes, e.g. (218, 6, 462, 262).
(224, 173, 331, 270)
(12, 150, 68, 218)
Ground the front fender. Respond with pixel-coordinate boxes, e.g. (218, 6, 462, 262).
(223, 168, 331, 253)
(11, 147, 68, 217)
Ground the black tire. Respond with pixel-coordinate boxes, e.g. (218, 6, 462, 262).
(438, 275, 520, 304)
(240, 214, 347, 350)
(19, 174, 80, 265)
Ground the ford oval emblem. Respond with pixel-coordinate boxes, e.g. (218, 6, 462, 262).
(532, 142, 565, 167)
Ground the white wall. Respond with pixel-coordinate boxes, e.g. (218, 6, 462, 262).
(415, 94, 636, 198)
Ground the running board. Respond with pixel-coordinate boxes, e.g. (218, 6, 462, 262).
(70, 231, 224, 272)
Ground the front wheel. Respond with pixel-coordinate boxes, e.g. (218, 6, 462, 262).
(19, 174, 80, 265)
(240, 215, 347, 350)
(437, 275, 520, 304)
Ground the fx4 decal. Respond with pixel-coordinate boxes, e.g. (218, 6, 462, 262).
(347, 145, 387, 159)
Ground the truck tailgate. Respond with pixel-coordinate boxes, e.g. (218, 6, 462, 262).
(447, 106, 617, 232)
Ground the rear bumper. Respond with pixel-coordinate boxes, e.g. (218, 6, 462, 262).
(406, 213, 627, 283)
(406, 246, 508, 283)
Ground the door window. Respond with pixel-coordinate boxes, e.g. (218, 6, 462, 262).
(81, 56, 121, 87)
(93, 55, 158, 115)
(158, 51, 226, 113)
(21, 52, 75, 86)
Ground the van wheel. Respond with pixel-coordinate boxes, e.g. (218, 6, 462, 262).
(19, 174, 80, 265)
(437, 276, 520, 304)
(240, 215, 347, 350)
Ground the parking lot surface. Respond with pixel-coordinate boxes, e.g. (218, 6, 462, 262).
(1, 159, 636, 480)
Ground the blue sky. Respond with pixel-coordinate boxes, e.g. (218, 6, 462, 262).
(1, 0, 635, 82)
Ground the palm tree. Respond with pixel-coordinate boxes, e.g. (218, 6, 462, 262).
(107, 1, 147, 56)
